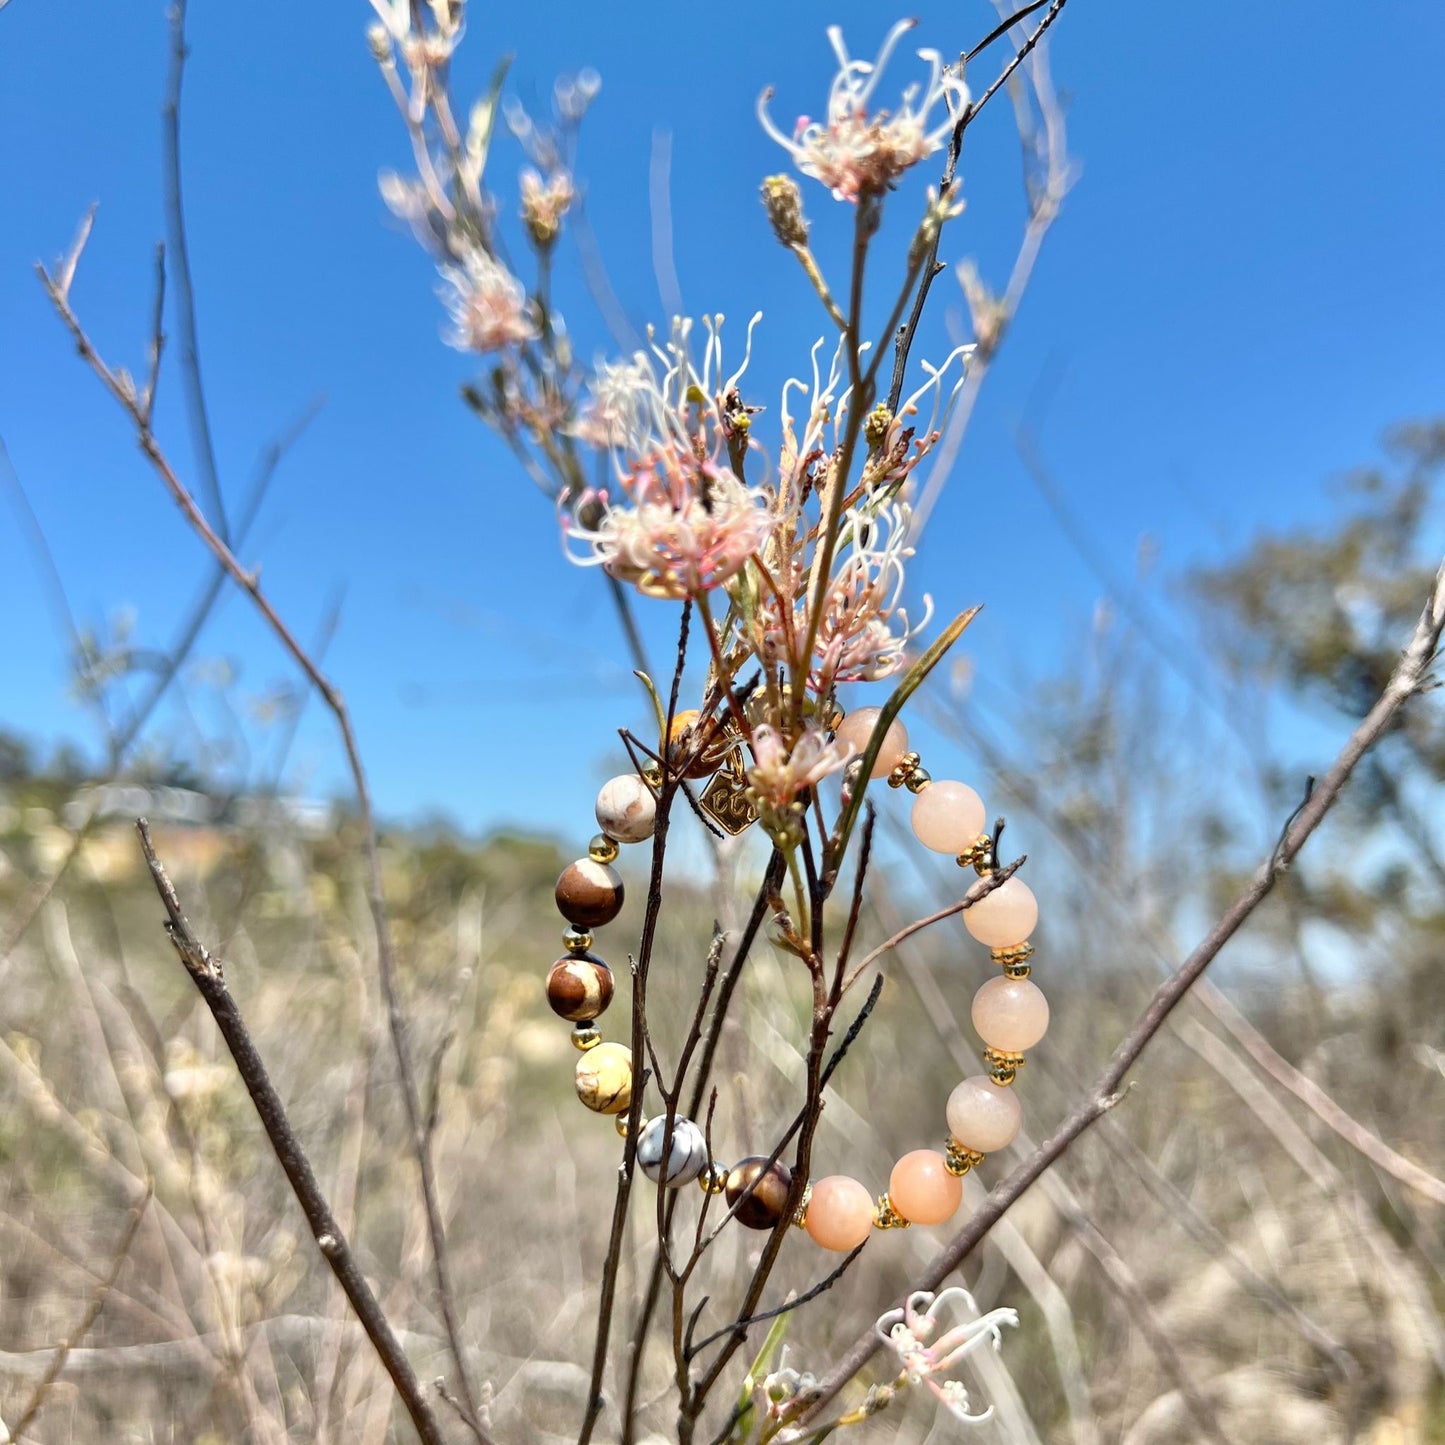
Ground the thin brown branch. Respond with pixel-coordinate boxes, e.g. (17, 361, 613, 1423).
(163, 0, 228, 540)
(788, 552, 1445, 1426)
(839, 854, 1025, 995)
(578, 605, 693, 1445)
(961, 0, 1072, 136)
(0, 399, 316, 967)
(134, 819, 449, 1445)
(685, 1246, 866, 1362)
(40, 250, 486, 1441)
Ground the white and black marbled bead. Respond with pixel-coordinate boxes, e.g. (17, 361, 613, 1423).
(636, 1115, 708, 1187)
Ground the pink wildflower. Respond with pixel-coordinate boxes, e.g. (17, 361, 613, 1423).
(874, 1287, 1018, 1426)
(809, 501, 930, 692)
(571, 460, 773, 600)
(746, 724, 854, 814)
(439, 246, 537, 353)
(564, 315, 775, 599)
(758, 22, 969, 203)
(520, 167, 575, 246)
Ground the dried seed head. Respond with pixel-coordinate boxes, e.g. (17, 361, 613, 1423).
(761, 174, 809, 248)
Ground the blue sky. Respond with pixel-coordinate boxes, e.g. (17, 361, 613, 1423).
(1, 0, 1443, 840)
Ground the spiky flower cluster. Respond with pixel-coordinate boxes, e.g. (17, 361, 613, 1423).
(374, 10, 979, 828)
(560, 310, 967, 831)
(758, 21, 969, 202)
(369, 0, 599, 501)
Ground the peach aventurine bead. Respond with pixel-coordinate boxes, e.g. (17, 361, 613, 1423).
(888, 1150, 963, 1226)
(911, 780, 986, 854)
(963, 876, 1038, 949)
(804, 1175, 875, 1251)
(834, 707, 908, 781)
(971, 975, 1050, 1053)
(946, 1075, 1023, 1153)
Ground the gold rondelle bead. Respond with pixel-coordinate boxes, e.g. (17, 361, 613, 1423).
(983, 1047, 1026, 1086)
(571, 1024, 602, 1051)
(563, 926, 594, 954)
(887, 751, 922, 789)
(993, 941, 1035, 978)
(873, 1193, 909, 1230)
(991, 941, 1034, 966)
(944, 1138, 986, 1177)
(589, 833, 621, 865)
(616, 1111, 645, 1139)
(956, 834, 996, 874)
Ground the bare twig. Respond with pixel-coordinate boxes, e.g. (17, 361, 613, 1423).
(961, 0, 1072, 135)
(40, 249, 487, 1441)
(578, 606, 693, 1445)
(134, 820, 449, 1445)
(164, 0, 229, 541)
(839, 854, 1025, 995)
(788, 552, 1445, 1425)
(685, 1247, 866, 1361)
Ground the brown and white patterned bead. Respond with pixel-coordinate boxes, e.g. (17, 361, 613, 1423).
(545, 953, 614, 1022)
(555, 858, 624, 929)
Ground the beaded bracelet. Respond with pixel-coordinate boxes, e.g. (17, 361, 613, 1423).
(542, 706, 1047, 1252)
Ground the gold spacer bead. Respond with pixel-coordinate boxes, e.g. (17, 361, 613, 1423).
(791, 1183, 813, 1229)
(589, 833, 620, 865)
(571, 1025, 602, 1051)
(904, 766, 932, 794)
(873, 1193, 910, 1230)
(956, 834, 995, 875)
(887, 751, 923, 789)
(993, 941, 1034, 977)
(991, 941, 1034, 967)
(563, 926, 594, 955)
(698, 1161, 729, 1195)
(616, 1111, 645, 1139)
(983, 1047, 1026, 1086)
(944, 1137, 986, 1177)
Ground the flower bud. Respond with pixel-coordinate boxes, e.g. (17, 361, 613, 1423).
(366, 23, 392, 62)
(761, 174, 809, 248)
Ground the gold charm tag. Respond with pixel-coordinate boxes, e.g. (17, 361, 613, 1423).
(699, 751, 758, 836)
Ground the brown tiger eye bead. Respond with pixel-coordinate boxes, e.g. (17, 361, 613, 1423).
(545, 953, 614, 1022)
(555, 859, 624, 929)
(667, 709, 728, 779)
(725, 1156, 794, 1230)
